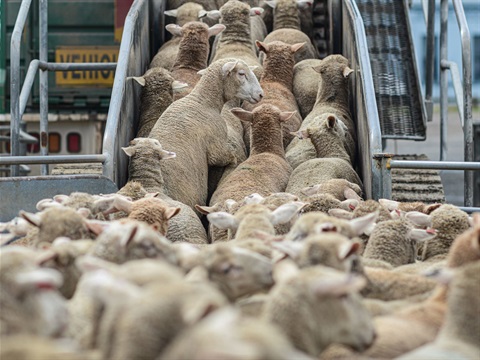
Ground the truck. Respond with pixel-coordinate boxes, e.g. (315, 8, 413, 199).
(0, 0, 478, 221)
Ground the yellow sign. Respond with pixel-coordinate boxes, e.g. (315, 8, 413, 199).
(55, 46, 119, 86)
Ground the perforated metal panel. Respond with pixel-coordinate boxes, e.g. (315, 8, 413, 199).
(356, 0, 427, 140)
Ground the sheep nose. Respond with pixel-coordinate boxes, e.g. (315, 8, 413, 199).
(259, 92, 264, 99)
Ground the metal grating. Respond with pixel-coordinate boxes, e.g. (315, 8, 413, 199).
(355, 0, 426, 140)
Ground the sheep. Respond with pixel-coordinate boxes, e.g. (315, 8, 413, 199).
(208, 104, 295, 212)
(301, 178, 363, 201)
(396, 204, 471, 274)
(189, 243, 274, 301)
(293, 58, 322, 118)
(159, 307, 311, 360)
(130, 67, 188, 137)
(285, 116, 363, 198)
(119, 138, 209, 244)
(36, 237, 94, 299)
(260, 29, 317, 65)
(0, 246, 68, 337)
(284, 211, 377, 242)
(116, 180, 147, 201)
(362, 219, 437, 268)
(298, 193, 358, 216)
(243, 40, 305, 149)
(263, 263, 375, 357)
(168, 22, 226, 101)
(210, 1, 263, 79)
(87, 219, 177, 264)
(396, 262, 480, 360)
(206, 202, 303, 241)
(147, 58, 263, 213)
(286, 55, 356, 168)
(19, 207, 94, 247)
(106, 281, 228, 360)
(379, 198, 442, 214)
(149, 2, 207, 71)
(266, 0, 312, 32)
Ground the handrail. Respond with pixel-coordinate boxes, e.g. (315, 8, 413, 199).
(422, 0, 435, 122)
(439, 0, 473, 207)
(342, 0, 383, 200)
(10, 0, 33, 176)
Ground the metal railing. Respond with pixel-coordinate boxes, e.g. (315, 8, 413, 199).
(420, 0, 475, 207)
(4, 0, 117, 176)
(340, 0, 383, 201)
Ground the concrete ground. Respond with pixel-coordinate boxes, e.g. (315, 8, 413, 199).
(384, 105, 479, 206)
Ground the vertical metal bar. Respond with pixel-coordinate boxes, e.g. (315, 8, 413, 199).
(424, 0, 435, 123)
(439, 0, 448, 161)
(10, 0, 33, 177)
(452, 0, 473, 207)
(374, 154, 393, 200)
(39, 0, 49, 175)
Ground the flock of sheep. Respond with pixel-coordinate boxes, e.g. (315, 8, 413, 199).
(1, 0, 479, 359)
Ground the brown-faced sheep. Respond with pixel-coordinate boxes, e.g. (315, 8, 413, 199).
(168, 21, 225, 100)
(132, 67, 188, 138)
(243, 40, 304, 149)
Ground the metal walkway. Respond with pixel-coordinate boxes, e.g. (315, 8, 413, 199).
(355, 0, 427, 140)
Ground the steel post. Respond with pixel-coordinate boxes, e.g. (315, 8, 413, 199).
(452, 0, 473, 207)
(10, 0, 33, 176)
(439, 0, 448, 161)
(424, 0, 435, 122)
(373, 153, 393, 200)
(39, 0, 49, 175)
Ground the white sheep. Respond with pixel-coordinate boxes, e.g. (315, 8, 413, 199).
(147, 58, 263, 213)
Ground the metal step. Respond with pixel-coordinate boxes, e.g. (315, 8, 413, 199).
(355, 0, 427, 140)
(391, 154, 446, 203)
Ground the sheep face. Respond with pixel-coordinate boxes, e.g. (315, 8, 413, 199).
(202, 244, 274, 301)
(222, 60, 264, 104)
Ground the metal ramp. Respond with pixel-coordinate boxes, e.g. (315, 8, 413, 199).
(355, 0, 427, 140)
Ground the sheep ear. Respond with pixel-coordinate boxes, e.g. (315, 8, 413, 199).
(271, 241, 303, 260)
(53, 194, 69, 204)
(225, 199, 238, 212)
(120, 225, 138, 248)
(164, 9, 178, 17)
(171, 80, 188, 92)
(344, 187, 362, 201)
(279, 111, 297, 123)
(198, 9, 208, 18)
(338, 241, 361, 260)
(19, 210, 41, 228)
(77, 208, 92, 219)
(378, 198, 399, 211)
(126, 76, 145, 87)
(205, 9, 221, 20)
(265, 0, 277, 8)
(297, 0, 313, 9)
(85, 220, 109, 236)
(185, 265, 209, 283)
(250, 7, 264, 15)
(159, 149, 176, 160)
(290, 129, 309, 140)
(271, 202, 304, 225)
(405, 211, 432, 228)
(343, 66, 354, 78)
(165, 23, 183, 37)
(342, 199, 359, 211)
(208, 24, 226, 37)
(36, 250, 59, 266)
(409, 228, 437, 244)
(122, 145, 136, 157)
(195, 204, 216, 215)
(328, 208, 354, 220)
(313, 273, 366, 297)
(291, 42, 305, 53)
(112, 196, 133, 214)
(36, 198, 62, 211)
(424, 203, 442, 214)
(255, 40, 268, 54)
(326, 115, 337, 128)
(222, 60, 238, 76)
(165, 207, 181, 220)
(301, 184, 320, 196)
(207, 212, 239, 230)
(243, 193, 264, 205)
(349, 211, 379, 236)
(230, 108, 254, 123)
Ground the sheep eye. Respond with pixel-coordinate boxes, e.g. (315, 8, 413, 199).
(238, 70, 246, 76)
